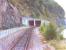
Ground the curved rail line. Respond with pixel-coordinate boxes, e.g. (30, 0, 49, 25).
(0, 27, 34, 50)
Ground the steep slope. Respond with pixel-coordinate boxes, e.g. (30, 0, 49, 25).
(9, 0, 65, 26)
(0, 0, 65, 30)
(9, 0, 65, 17)
(0, 0, 21, 30)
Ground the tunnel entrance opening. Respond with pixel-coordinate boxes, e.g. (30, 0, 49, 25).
(35, 21, 41, 27)
(29, 20, 34, 26)
(29, 20, 41, 27)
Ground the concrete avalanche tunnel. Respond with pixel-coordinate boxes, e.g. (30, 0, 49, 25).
(0, 0, 43, 49)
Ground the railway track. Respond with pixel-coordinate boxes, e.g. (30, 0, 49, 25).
(12, 28, 33, 50)
(0, 27, 34, 50)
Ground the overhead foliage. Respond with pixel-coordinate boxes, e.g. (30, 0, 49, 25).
(8, 0, 65, 18)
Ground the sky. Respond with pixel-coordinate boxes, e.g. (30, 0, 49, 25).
(54, 0, 66, 18)
(54, 0, 66, 38)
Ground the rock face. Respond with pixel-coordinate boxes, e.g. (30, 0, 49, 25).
(0, 0, 65, 30)
(9, 0, 65, 27)
(9, 0, 65, 17)
(0, 0, 21, 30)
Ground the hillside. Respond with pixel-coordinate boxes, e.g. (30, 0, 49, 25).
(0, 0, 65, 30)
(9, 0, 65, 27)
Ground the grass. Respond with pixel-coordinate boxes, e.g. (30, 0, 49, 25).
(48, 40, 66, 50)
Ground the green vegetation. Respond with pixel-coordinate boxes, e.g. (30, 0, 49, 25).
(45, 23, 57, 40)
(40, 23, 47, 33)
(9, 0, 64, 18)
(40, 22, 64, 40)
(8, 0, 65, 28)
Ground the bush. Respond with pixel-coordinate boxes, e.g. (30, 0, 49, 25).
(45, 23, 58, 40)
(59, 34, 64, 40)
(40, 24, 47, 33)
(40, 22, 64, 40)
